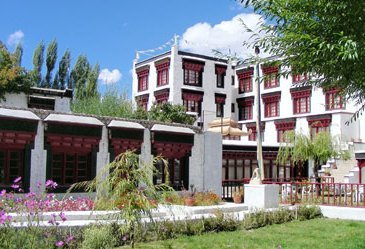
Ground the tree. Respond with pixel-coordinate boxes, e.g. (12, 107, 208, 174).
(85, 63, 100, 98)
(71, 88, 134, 118)
(240, 1, 365, 119)
(276, 131, 350, 181)
(0, 45, 31, 99)
(147, 103, 196, 125)
(70, 55, 90, 100)
(13, 43, 23, 66)
(57, 49, 71, 89)
(45, 39, 58, 88)
(32, 41, 44, 87)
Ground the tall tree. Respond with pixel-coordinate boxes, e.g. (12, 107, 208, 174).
(71, 55, 90, 100)
(32, 41, 44, 87)
(147, 103, 196, 125)
(240, 1, 365, 119)
(57, 49, 71, 89)
(85, 63, 100, 98)
(13, 43, 23, 66)
(0, 45, 31, 99)
(45, 39, 58, 88)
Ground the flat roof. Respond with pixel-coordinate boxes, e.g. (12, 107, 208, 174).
(108, 120, 144, 130)
(0, 108, 40, 121)
(44, 114, 104, 126)
(151, 124, 195, 135)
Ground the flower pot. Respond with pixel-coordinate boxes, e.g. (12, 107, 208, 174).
(184, 197, 195, 206)
(233, 195, 242, 204)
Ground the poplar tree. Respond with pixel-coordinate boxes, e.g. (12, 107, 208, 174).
(13, 43, 23, 66)
(85, 63, 100, 98)
(45, 39, 58, 88)
(71, 55, 90, 100)
(57, 49, 71, 89)
(32, 41, 44, 87)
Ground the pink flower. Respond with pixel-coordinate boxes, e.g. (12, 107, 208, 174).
(59, 212, 67, 222)
(45, 180, 58, 189)
(55, 241, 64, 247)
(0, 189, 6, 196)
(66, 235, 74, 243)
(13, 177, 22, 183)
(11, 184, 19, 189)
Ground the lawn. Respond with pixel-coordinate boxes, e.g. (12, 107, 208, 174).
(121, 219, 365, 249)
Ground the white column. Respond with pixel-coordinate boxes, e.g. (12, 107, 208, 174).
(30, 121, 47, 193)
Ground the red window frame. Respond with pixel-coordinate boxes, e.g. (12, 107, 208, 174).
(136, 94, 149, 111)
(137, 69, 149, 92)
(237, 97, 254, 121)
(262, 65, 279, 89)
(262, 93, 281, 118)
(325, 89, 344, 110)
(0, 149, 24, 187)
(215, 65, 227, 88)
(275, 121, 296, 142)
(308, 117, 331, 139)
(292, 73, 307, 83)
(246, 123, 265, 141)
(154, 89, 169, 105)
(237, 68, 253, 94)
(182, 91, 203, 115)
(156, 61, 170, 86)
(291, 89, 311, 114)
(183, 61, 204, 87)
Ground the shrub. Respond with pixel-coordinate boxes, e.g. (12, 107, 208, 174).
(297, 205, 323, 220)
(81, 225, 117, 249)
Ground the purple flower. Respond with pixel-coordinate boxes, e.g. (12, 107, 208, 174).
(0, 211, 12, 224)
(55, 241, 64, 247)
(59, 212, 67, 222)
(11, 184, 19, 189)
(0, 189, 6, 196)
(66, 235, 74, 243)
(13, 177, 22, 183)
(45, 180, 58, 189)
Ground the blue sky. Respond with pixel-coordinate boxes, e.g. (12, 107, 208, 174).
(1, 0, 259, 96)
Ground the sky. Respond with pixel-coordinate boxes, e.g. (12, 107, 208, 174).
(0, 0, 260, 96)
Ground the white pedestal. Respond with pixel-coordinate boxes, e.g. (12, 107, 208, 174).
(244, 184, 279, 209)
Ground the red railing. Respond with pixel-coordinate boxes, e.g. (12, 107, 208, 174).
(222, 180, 365, 207)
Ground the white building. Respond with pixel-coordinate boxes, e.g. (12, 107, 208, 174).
(132, 43, 365, 183)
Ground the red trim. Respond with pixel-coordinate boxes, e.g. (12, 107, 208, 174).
(154, 89, 169, 102)
(182, 91, 204, 102)
(183, 61, 204, 71)
(111, 138, 143, 155)
(290, 88, 311, 98)
(275, 121, 296, 130)
(156, 61, 170, 71)
(308, 117, 331, 127)
(236, 68, 254, 79)
(215, 65, 227, 75)
(0, 131, 35, 148)
(46, 134, 100, 152)
(153, 141, 193, 159)
(215, 94, 226, 104)
(262, 92, 281, 103)
(261, 65, 279, 74)
(136, 69, 149, 77)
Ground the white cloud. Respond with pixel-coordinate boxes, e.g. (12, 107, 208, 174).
(98, 69, 122, 85)
(179, 13, 264, 59)
(7, 30, 24, 46)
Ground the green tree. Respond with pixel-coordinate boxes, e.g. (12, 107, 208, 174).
(0, 45, 31, 99)
(85, 63, 100, 98)
(13, 43, 23, 66)
(45, 39, 57, 88)
(32, 41, 44, 87)
(147, 103, 196, 125)
(276, 131, 350, 181)
(71, 55, 90, 99)
(57, 49, 71, 89)
(240, 1, 365, 118)
(71, 88, 134, 118)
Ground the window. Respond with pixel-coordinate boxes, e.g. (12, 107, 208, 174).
(262, 93, 281, 118)
(292, 73, 307, 83)
(183, 60, 204, 86)
(308, 117, 331, 139)
(237, 97, 254, 121)
(275, 120, 296, 143)
(136, 94, 149, 111)
(246, 123, 265, 141)
(182, 91, 204, 115)
(156, 60, 170, 86)
(51, 152, 91, 186)
(237, 68, 254, 94)
(262, 65, 279, 88)
(325, 89, 344, 110)
(137, 68, 149, 91)
(291, 88, 311, 114)
(0, 149, 23, 186)
(28, 96, 55, 110)
(215, 94, 226, 117)
(215, 65, 227, 88)
(231, 75, 235, 86)
(154, 89, 169, 105)
(231, 103, 235, 113)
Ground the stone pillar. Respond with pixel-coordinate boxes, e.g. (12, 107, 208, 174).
(190, 132, 222, 196)
(244, 184, 280, 209)
(140, 128, 153, 179)
(96, 125, 109, 176)
(30, 120, 47, 193)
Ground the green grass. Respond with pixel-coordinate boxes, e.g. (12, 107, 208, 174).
(120, 219, 365, 249)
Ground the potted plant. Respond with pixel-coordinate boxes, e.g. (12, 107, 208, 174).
(183, 184, 196, 206)
(232, 187, 243, 204)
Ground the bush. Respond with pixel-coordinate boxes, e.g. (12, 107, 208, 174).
(297, 205, 323, 221)
(81, 225, 117, 249)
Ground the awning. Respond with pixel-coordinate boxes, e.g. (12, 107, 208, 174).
(0, 108, 40, 121)
(151, 124, 195, 135)
(207, 126, 247, 136)
(44, 114, 103, 126)
(108, 120, 144, 130)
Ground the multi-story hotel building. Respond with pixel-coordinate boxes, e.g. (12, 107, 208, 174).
(132, 42, 365, 184)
